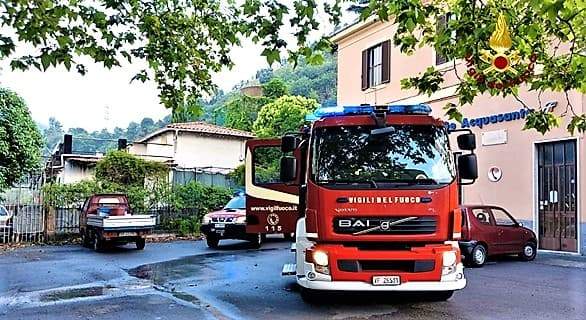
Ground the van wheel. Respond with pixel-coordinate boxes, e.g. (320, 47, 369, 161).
(249, 233, 263, 249)
(519, 242, 537, 261)
(467, 244, 487, 267)
(206, 235, 220, 249)
(136, 238, 146, 250)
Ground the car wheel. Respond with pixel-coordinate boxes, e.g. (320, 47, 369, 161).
(249, 233, 263, 249)
(519, 242, 537, 261)
(283, 232, 295, 241)
(136, 238, 146, 250)
(468, 244, 487, 267)
(206, 235, 220, 249)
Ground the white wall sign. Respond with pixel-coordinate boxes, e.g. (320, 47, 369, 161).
(488, 166, 503, 182)
(481, 129, 507, 146)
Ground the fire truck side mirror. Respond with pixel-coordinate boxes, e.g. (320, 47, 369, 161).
(458, 154, 478, 180)
(280, 156, 297, 182)
(281, 135, 298, 153)
(457, 133, 476, 151)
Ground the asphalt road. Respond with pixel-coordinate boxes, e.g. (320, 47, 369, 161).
(1, 238, 585, 320)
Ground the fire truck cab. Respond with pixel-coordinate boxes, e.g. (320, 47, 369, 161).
(267, 104, 478, 301)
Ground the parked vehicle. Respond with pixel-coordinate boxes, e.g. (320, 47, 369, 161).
(459, 205, 537, 267)
(200, 192, 265, 248)
(79, 194, 155, 252)
(251, 104, 478, 302)
(0, 205, 13, 235)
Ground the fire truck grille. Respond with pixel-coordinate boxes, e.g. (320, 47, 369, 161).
(338, 260, 436, 273)
(333, 216, 437, 235)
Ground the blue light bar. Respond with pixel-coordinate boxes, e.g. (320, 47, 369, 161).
(306, 104, 432, 121)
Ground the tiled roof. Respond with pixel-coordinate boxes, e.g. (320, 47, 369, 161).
(166, 122, 255, 138)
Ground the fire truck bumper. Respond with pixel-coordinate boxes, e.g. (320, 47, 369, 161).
(297, 262, 466, 292)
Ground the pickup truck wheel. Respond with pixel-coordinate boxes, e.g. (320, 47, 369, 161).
(136, 238, 146, 250)
(249, 233, 263, 249)
(93, 236, 104, 252)
(206, 236, 220, 249)
(81, 230, 90, 248)
(519, 242, 537, 261)
(467, 244, 487, 267)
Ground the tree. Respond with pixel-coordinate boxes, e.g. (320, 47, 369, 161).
(262, 78, 289, 99)
(253, 95, 317, 138)
(43, 117, 65, 155)
(344, 0, 585, 134)
(223, 94, 270, 132)
(95, 150, 168, 186)
(0, 88, 43, 191)
(0, 0, 242, 119)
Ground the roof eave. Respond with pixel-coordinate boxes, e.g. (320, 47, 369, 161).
(329, 16, 379, 43)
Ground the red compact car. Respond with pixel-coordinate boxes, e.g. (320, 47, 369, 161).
(459, 205, 537, 267)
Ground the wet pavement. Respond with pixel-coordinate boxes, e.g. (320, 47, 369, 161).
(1, 238, 585, 320)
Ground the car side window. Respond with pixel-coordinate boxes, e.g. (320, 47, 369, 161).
(491, 208, 516, 227)
(471, 208, 491, 225)
(0, 207, 7, 216)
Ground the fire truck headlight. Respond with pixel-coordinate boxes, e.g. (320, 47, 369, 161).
(442, 251, 457, 267)
(313, 250, 329, 266)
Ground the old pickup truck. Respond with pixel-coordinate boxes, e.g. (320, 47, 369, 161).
(80, 194, 155, 252)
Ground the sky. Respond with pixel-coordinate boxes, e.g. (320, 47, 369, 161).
(0, 41, 267, 131)
(0, 3, 354, 132)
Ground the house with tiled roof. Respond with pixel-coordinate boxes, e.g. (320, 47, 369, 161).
(129, 122, 254, 178)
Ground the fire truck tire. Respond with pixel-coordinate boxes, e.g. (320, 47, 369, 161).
(466, 244, 487, 267)
(431, 290, 454, 301)
(206, 236, 220, 249)
(300, 288, 320, 304)
(136, 238, 146, 250)
(249, 233, 263, 249)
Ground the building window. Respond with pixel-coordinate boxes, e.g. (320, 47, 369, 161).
(435, 13, 451, 66)
(362, 40, 390, 90)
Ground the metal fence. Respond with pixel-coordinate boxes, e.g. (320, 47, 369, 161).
(56, 207, 82, 234)
(1, 186, 45, 244)
(172, 168, 238, 189)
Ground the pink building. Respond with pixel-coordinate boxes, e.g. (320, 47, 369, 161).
(331, 18, 585, 255)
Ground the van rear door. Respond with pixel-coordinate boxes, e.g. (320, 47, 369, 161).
(245, 139, 299, 235)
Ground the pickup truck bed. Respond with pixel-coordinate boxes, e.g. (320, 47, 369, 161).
(87, 215, 156, 229)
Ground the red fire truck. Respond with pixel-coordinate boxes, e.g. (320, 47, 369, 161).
(250, 104, 478, 301)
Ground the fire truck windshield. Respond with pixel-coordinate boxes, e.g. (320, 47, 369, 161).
(311, 125, 455, 188)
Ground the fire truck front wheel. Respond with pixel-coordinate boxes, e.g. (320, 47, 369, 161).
(300, 287, 321, 304)
(426, 290, 454, 301)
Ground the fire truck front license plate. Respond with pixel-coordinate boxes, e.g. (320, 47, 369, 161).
(372, 276, 401, 286)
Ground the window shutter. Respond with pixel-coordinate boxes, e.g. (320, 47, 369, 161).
(381, 40, 391, 83)
(361, 50, 368, 90)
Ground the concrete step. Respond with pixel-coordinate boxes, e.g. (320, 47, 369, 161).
(282, 263, 296, 276)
